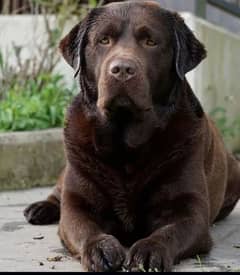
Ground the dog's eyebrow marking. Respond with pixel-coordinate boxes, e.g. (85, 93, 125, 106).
(97, 22, 123, 38)
(134, 25, 157, 38)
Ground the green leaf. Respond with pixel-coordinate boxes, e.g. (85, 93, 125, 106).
(0, 73, 76, 132)
(0, 50, 4, 70)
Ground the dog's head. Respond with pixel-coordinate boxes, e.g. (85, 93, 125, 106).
(60, 0, 206, 149)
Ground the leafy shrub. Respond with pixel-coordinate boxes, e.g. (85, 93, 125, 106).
(0, 74, 76, 132)
(0, 0, 99, 132)
(210, 107, 240, 140)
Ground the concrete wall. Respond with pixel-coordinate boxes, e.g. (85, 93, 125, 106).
(206, 4, 240, 35)
(0, 13, 240, 151)
(0, 129, 65, 190)
(0, 15, 75, 86)
(159, 0, 195, 13)
(183, 13, 240, 151)
(159, 0, 240, 35)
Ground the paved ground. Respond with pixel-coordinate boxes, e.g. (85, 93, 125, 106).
(0, 188, 240, 272)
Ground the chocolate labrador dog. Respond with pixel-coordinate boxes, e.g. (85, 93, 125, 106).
(24, 0, 240, 272)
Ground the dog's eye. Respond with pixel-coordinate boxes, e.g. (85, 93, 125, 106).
(99, 36, 110, 45)
(145, 39, 157, 47)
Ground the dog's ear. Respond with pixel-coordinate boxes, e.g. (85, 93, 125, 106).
(173, 13, 207, 80)
(59, 9, 99, 76)
(59, 23, 83, 70)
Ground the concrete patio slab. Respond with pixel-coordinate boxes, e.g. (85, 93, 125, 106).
(0, 187, 240, 272)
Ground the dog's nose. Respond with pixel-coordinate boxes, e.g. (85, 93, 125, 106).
(109, 59, 136, 81)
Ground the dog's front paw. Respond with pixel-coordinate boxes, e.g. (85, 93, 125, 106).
(24, 200, 60, 225)
(125, 238, 173, 272)
(82, 234, 126, 272)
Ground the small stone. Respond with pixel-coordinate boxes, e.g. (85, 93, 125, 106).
(39, 262, 44, 266)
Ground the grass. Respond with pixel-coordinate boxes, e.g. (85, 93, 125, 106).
(196, 254, 205, 272)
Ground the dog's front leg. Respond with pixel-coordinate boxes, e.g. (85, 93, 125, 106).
(59, 186, 126, 272)
(125, 193, 212, 272)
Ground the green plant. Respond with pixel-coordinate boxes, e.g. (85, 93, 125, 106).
(121, 264, 160, 272)
(0, 0, 100, 132)
(0, 1, 90, 99)
(0, 73, 76, 132)
(210, 107, 240, 141)
(196, 254, 205, 272)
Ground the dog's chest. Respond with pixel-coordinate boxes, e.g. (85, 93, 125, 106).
(101, 180, 174, 248)
(101, 170, 171, 235)
(87, 151, 176, 235)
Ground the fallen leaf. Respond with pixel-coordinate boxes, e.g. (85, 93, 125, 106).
(47, 256, 63, 262)
(33, 235, 44, 240)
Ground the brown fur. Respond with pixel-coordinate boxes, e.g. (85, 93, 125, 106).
(24, 1, 240, 272)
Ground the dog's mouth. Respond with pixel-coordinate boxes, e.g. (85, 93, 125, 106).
(108, 105, 134, 125)
(105, 96, 142, 127)
(94, 98, 157, 152)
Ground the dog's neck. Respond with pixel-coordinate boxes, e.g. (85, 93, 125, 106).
(64, 78, 204, 172)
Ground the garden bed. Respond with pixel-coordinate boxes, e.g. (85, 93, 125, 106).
(0, 128, 65, 191)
